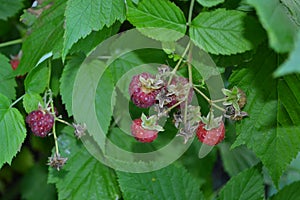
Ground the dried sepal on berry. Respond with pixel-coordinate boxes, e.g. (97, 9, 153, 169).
(173, 111, 183, 129)
(166, 76, 193, 107)
(185, 105, 201, 125)
(196, 112, 225, 146)
(131, 117, 159, 143)
(224, 105, 248, 121)
(222, 87, 247, 111)
(177, 122, 199, 144)
(73, 123, 87, 139)
(156, 88, 173, 108)
(222, 86, 247, 111)
(200, 112, 223, 130)
(153, 104, 169, 118)
(139, 75, 164, 90)
(141, 113, 164, 132)
(158, 64, 171, 76)
(196, 121, 225, 146)
(129, 72, 163, 108)
(175, 106, 201, 143)
(47, 153, 68, 171)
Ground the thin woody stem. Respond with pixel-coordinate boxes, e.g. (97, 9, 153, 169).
(55, 118, 73, 127)
(50, 101, 59, 155)
(193, 86, 225, 112)
(168, 42, 191, 85)
(10, 94, 25, 108)
(0, 39, 22, 48)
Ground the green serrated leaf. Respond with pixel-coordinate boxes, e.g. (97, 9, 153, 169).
(24, 62, 49, 94)
(0, 93, 26, 168)
(69, 23, 121, 56)
(127, 0, 187, 41)
(23, 92, 43, 113)
(117, 164, 204, 200)
(17, 0, 66, 76)
(72, 59, 109, 150)
(274, 31, 300, 77)
(48, 126, 121, 200)
(0, 54, 17, 100)
(95, 67, 114, 135)
(63, 0, 126, 59)
(247, 0, 299, 53)
(218, 167, 264, 200)
(49, 59, 63, 97)
(60, 54, 85, 117)
(109, 48, 168, 84)
(190, 8, 265, 55)
(212, 50, 255, 67)
(196, 0, 224, 7)
(281, 0, 300, 26)
(108, 128, 135, 152)
(230, 45, 300, 186)
(219, 143, 259, 177)
(270, 181, 300, 200)
(0, 0, 23, 20)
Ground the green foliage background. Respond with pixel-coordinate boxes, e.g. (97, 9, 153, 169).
(0, 0, 300, 199)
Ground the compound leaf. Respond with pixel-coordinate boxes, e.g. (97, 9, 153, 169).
(0, 54, 16, 100)
(190, 9, 265, 55)
(230, 45, 300, 186)
(218, 167, 264, 200)
(48, 126, 121, 200)
(63, 0, 126, 58)
(117, 164, 204, 200)
(0, 0, 23, 20)
(247, 0, 299, 53)
(127, 0, 186, 41)
(0, 93, 26, 168)
(18, 0, 66, 75)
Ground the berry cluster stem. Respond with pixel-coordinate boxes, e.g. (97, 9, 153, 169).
(211, 98, 228, 103)
(50, 101, 59, 155)
(10, 94, 25, 108)
(55, 118, 72, 127)
(0, 38, 22, 48)
(184, 40, 195, 122)
(164, 99, 185, 114)
(168, 42, 191, 85)
(193, 86, 226, 112)
(47, 59, 52, 89)
(188, 0, 195, 26)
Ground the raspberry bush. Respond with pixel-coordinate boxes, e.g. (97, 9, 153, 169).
(1, 0, 300, 199)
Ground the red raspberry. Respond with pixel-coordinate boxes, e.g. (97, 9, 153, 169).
(129, 73, 160, 108)
(26, 110, 55, 137)
(131, 118, 158, 143)
(10, 57, 25, 78)
(10, 59, 20, 70)
(196, 121, 225, 146)
(166, 76, 194, 107)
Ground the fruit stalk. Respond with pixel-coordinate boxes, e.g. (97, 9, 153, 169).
(10, 94, 25, 108)
(193, 86, 226, 112)
(188, 0, 195, 26)
(168, 42, 191, 85)
(50, 101, 59, 155)
(0, 38, 22, 48)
